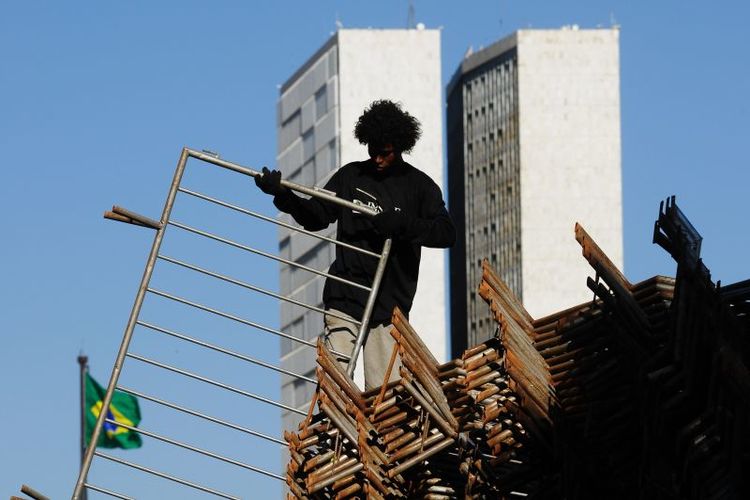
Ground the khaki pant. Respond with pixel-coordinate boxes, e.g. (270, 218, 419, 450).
(323, 309, 402, 391)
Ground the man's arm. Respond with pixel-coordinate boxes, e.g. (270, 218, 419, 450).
(255, 167, 338, 231)
(273, 191, 336, 231)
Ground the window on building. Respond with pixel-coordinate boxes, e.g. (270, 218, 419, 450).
(302, 129, 315, 162)
(279, 236, 291, 259)
(315, 86, 328, 120)
(288, 167, 302, 185)
(301, 158, 315, 187)
(328, 139, 337, 172)
(282, 109, 301, 132)
(280, 110, 301, 150)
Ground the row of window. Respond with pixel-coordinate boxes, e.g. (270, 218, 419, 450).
(279, 83, 329, 154)
(286, 139, 337, 188)
(462, 57, 523, 347)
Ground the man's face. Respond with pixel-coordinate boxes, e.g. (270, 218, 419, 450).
(368, 143, 399, 172)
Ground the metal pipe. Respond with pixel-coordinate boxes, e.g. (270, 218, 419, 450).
(400, 358, 456, 427)
(103, 210, 137, 225)
(169, 220, 371, 291)
(186, 148, 378, 217)
(145, 287, 315, 347)
(111, 205, 162, 230)
(387, 431, 445, 464)
(102, 419, 285, 481)
(82, 484, 134, 500)
(374, 409, 410, 431)
(386, 437, 454, 478)
(178, 187, 380, 258)
(382, 427, 407, 445)
(72, 147, 190, 500)
(156, 254, 360, 327)
(295, 391, 321, 440)
(373, 394, 399, 417)
(296, 432, 325, 451)
(319, 398, 358, 445)
(333, 482, 362, 498)
(20, 485, 50, 500)
(137, 320, 316, 383)
(287, 477, 307, 499)
(307, 456, 359, 483)
(317, 374, 359, 423)
(303, 450, 336, 472)
(143, 288, 348, 360)
(95, 451, 240, 499)
(317, 351, 365, 410)
(117, 386, 286, 446)
(126, 352, 306, 415)
(385, 431, 418, 453)
(308, 463, 365, 494)
(402, 381, 457, 437)
(346, 238, 392, 378)
(76, 355, 88, 500)
(373, 343, 400, 408)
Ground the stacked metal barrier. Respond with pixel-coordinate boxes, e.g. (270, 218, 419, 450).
(636, 197, 750, 498)
(72, 148, 391, 499)
(285, 310, 537, 498)
(285, 198, 750, 499)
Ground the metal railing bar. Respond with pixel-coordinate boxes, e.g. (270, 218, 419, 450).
(178, 187, 381, 258)
(126, 352, 307, 415)
(168, 220, 372, 292)
(136, 320, 316, 383)
(144, 288, 351, 360)
(102, 418, 285, 481)
(156, 254, 362, 327)
(83, 483, 134, 500)
(186, 149, 378, 217)
(145, 287, 314, 346)
(347, 238, 393, 378)
(94, 451, 240, 499)
(117, 385, 287, 446)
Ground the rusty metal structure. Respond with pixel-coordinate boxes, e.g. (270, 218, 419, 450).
(284, 197, 750, 499)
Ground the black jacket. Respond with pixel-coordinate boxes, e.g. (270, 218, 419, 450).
(274, 159, 455, 323)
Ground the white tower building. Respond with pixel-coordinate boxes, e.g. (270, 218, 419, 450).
(446, 28, 624, 355)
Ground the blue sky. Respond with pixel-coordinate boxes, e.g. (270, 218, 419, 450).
(1, 1, 748, 498)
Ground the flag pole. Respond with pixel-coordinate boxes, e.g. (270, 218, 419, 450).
(77, 354, 88, 500)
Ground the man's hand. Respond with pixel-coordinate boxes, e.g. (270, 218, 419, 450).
(372, 209, 409, 238)
(254, 167, 288, 197)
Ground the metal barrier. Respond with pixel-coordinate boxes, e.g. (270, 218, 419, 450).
(72, 147, 392, 499)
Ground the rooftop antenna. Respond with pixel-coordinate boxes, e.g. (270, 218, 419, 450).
(406, 0, 415, 29)
(610, 11, 620, 29)
(335, 12, 343, 30)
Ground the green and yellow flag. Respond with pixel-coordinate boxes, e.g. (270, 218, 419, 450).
(84, 373, 142, 449)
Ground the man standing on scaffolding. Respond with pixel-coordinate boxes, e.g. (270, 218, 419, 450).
(255, 99, 455, 390)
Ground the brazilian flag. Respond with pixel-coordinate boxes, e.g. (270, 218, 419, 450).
(85, 373, 142, 449)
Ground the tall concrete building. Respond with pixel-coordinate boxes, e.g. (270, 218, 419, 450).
(446, 28, 623, 355)
(276, 28, 446, 430)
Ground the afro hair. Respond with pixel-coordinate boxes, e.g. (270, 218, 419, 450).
(353, 100, 422, 153)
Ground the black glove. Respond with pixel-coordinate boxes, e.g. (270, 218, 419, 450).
(254, 167, 288, 197)
(372, 209, 409, 238)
